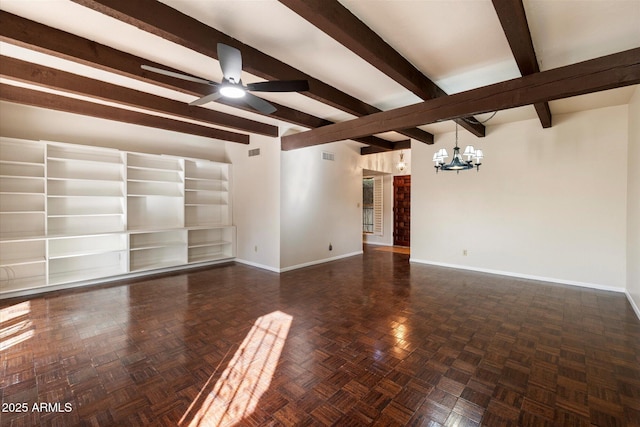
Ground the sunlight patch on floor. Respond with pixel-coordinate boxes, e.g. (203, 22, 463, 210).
(0, 301, 34, 351)
(180, 310, 293, 427)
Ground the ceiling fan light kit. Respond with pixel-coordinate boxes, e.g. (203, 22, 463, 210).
(141, 43, 309, 114)
(433, 124, 484, 173)
(219, 83, 246, 99)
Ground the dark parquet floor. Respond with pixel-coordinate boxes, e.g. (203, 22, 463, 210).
(1, 246, 639, 426)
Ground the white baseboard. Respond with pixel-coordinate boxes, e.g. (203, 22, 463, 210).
(280, 251, 363, 273)
(362, 241, 393, 247)
(234, 258, 281, 273)
(409, 258, 626, 293)
(626, 290, 640, 320)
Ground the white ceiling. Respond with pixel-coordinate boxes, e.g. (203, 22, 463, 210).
(1, 0, 639, 143)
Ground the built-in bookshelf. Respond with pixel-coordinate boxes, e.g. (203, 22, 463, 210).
(47, 143, 126, 236)
(184, 159, 229, 227)
(0, 138, 47, 292)
(48, 233, 128, 285)
(127, 153, 184, 230)
(0, 138, 46, 240)
(129, 230, 188, 272)
(188, 227, 236, 263)
(0, 138, 234, 297)
(0, 239, 47, 293)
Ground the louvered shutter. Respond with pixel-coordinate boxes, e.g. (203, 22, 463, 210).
(373, 176, 383, 236)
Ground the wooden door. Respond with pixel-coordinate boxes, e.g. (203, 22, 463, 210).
(393, 175, 411, 247)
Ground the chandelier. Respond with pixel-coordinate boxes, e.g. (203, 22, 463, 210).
(396, 151, 407, 172)
(433, 124, 483, 173)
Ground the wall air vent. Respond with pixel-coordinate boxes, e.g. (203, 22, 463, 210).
(248, 148, 260, 157)
(321, 151, 335, 161)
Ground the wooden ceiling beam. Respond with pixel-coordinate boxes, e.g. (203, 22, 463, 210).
(0, 10, 393, 152)
(70, 0, 434, 145)
(0, 56, 276, 138)
(281, 48, 640, 150)
(0, 84, 250, 143)
(361, 139, 410, 155)
(492, 0, 552, 128)
(277, 0, 485, 138)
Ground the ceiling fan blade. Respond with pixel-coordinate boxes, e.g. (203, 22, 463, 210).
(246, 80, 310, 92)
(243, 93, 277, 114)
(189, 91, 223, 106)
(141, 65, 214, 85)
(217, 43, 242, 83)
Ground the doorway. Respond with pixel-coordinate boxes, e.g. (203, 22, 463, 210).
(393, 175, 410, 247)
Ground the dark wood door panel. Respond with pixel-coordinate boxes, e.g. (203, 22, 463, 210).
(394, 175, 410, 247)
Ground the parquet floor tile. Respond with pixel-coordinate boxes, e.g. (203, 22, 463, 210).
(1, 246, 640, 426)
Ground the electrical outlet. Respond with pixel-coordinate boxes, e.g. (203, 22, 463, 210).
(254, 245, 258, 252)
(463, 249, 468, 256)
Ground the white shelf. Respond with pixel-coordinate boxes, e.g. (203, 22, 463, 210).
(48, 263, 126, 285)
(49, 249, 126, 260)
(48, 179, 124, 197)
(0, 177, 46, 193)
(188, 252, 230, 264)
(185, 180, 227, 192)
(129, 229, 187, 272)
(48, 213, 123, 219)
(0, 231, 47, 241)
(0, 138, 46, 248)
(187, 227, 235, 263)
(48, 177, 123, 183)
(130, 230, 186, 247)
(127, 153, 184, 171)
(0, 160, 45, 166)
(0, 210, 45, 215)
(0, 257, 46, 267)
(47, 156, 121, 165)
(0, 139, 234, 295)
(130, 242, 185, 251)
(127, 181, 182, 197)
(48, 214, 125, 236)
(127, 167, 182, 183)
(0, 163, 44, 177)
(188, 240, 230, 249)
(48, 234, 127, 258)
(1, 193, 45, 214)
(0, 275, 48, 293)
(47, 143, 122, 164)
(0, 137, 44, 163)
(129, 259, 185, 272)
(1, 240, 46, 263)
(1, 238, 47, 291)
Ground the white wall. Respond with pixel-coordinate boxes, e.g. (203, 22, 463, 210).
(0, 102, 227, 161)
(628, 87, 640, 314)
(226, 134, 281, 271)
(280, 141, 363, 270)
(412, 106, 628, 291)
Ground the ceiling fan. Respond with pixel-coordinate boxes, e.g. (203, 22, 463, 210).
(141, 43, 309, 114)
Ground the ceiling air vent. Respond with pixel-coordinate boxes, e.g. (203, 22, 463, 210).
(248, 148, 260, 157)
(321, 151, 335, 161)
